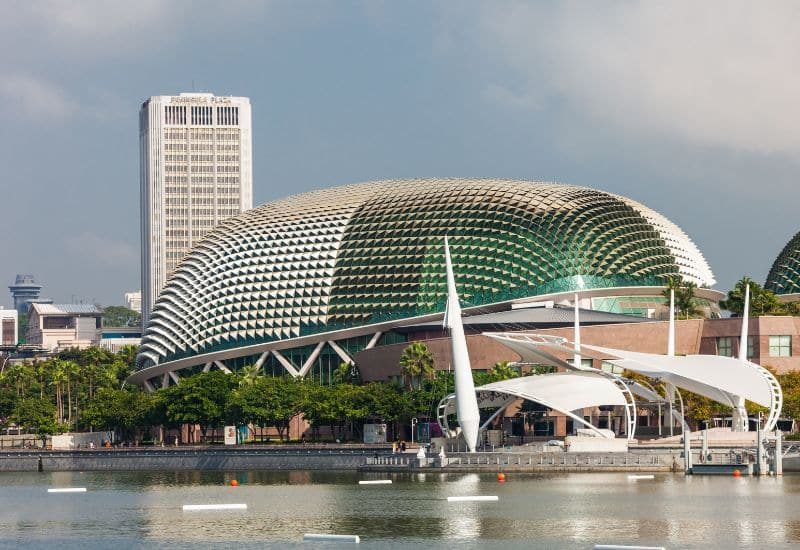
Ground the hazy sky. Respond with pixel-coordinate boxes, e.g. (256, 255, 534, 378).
(2, 1, 798, 308)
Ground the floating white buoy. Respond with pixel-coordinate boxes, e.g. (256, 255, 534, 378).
(447, 495, 499, 502)
(48, 488, 87, 493)
(304, 533, 360, 543)
(627, 475, 655, 481)
(594, 545, 666, 550)
(182, 503, 247, 511)
(358, 480, 392, 485)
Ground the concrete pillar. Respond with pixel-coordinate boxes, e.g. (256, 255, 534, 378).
(756, 423, 767, 476)
(701, 429, 709, 463)
(683, 429, 692, 474)
(775, 429, 783, 476)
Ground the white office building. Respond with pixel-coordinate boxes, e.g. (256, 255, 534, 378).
(124, 291, 142, 313)
(139, 93, 252, 324)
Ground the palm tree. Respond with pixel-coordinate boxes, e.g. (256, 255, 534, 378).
(399, 342, 436, 390)
(239, 364, 263, 387)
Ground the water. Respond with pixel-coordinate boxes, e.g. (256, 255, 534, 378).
(1, 470, 799, 548)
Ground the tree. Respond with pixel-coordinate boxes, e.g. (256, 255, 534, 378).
(333, 362, 361, 385)
(661, 277, 701, 319)
(399, 342, 436, 390)
(162, 371, 237, 442)
(83, 387, 154, 441)
(487, 361, 518, 382)
(101, 306, 142, 327)
(230, 376, 302, 442)
(11, 397, 60, 444)
(238, 364, 263, 387)
(721, 277, 786, 316)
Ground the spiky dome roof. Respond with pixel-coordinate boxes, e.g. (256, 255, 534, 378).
(137, 178, 714, 370)
(766, 230, 800, 295)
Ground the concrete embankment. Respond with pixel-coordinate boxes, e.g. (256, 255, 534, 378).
(361, 451, 681, 473)
(0, 447, 685, 473)
(0, 447, 390, 472)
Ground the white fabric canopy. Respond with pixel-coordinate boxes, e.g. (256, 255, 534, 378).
(483, 332, 783, 431)
(477, 371, 627, 412)
(581, 345, 773, 408)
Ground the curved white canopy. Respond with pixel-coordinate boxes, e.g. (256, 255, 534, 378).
(478, 371, 628, 412)
(484, 332, 783, 432)
(438, 370, 631, 439)
(583, 345, 771, 407)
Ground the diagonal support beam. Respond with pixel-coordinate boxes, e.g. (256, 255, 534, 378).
(162, 373, 170, 388)
(169, 371, 181, 384)
(143, 379, 155, 392)
(327, 340, 354, 365)
(253, 352, 269, 370)
(271, 350, 299, 377)
(214, 360, 232, 374)
(203, 362, 212, 373)
(365, 331, 383, 350)
(298, 342, 325, 378)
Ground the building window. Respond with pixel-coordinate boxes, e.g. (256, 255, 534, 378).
(769, 335, 791, 357)
(717, 337, 732, 357)
(747, 336, 756, 359)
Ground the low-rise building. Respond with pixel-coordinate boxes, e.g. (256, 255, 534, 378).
(26, 304, 103, 352)
(101, 326, 141, 353)
(124, 291, 142, 314)
(0, 308, 17, 346)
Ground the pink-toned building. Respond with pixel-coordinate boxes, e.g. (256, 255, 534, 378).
(357, 315, 800, 378)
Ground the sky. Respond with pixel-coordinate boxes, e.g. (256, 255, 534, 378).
(1, 1, 799, 308)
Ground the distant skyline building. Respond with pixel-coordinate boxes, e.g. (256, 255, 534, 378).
(139, 92, 253, 324)
(125, 291, 142, 313)
(8, 274, 52, 315)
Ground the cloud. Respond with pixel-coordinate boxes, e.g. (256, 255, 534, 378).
(0, 74, 77, 120)
(64, 232, 138, 269)
(475, 2, 800, 156)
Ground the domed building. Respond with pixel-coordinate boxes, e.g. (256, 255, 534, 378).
(766, 230, 800, 300)
(131, 178, 720, 388)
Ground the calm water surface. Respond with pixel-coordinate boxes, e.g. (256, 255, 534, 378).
(1, 470, 799, 549)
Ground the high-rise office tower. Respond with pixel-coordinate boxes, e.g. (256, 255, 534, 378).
(139, 93, 252, 324)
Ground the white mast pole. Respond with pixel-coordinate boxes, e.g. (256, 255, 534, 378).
(443, 237, 480, 453)
(738, 283, 750, 362)
(574, 293, 582, 369)
(731, 283, 751, 432)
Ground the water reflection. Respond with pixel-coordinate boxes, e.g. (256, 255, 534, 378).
(3, 471, 800, 548)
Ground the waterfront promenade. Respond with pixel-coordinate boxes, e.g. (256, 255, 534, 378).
(0, 444, 682, 473)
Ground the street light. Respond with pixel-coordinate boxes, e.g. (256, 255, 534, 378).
(411, 417, 418, 445)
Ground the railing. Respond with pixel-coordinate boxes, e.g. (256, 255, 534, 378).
(448, 453, 663, 467)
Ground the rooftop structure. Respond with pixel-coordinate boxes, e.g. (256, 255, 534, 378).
(8, 274, 49, 315)
(26, 303, 103, 352)
(130, 178, 719, 389)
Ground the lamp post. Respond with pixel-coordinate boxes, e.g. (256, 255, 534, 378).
(411, 417, 418, 446)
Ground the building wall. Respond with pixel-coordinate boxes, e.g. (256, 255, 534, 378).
(0, 309, 17, 346)
(355, 316, 800, 378)
(26, 311, 102, 352)
(140, 93, 253, 324)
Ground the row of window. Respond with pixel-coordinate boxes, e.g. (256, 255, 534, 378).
(716, 335, 792, 358)
(164, 106, 240, 126)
